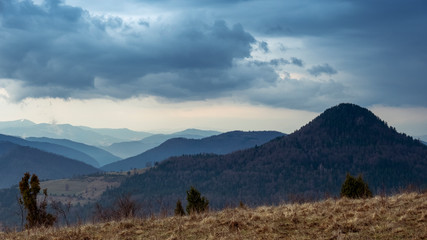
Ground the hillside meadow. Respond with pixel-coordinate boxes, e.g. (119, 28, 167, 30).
(1, 192, 425, 240)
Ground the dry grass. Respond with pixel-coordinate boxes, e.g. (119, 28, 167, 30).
(40, 175, 126, 205)
(1, 192, 426, 240)
(40, 170, 149, 205)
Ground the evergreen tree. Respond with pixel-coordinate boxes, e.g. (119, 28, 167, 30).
(19, 172, 56, 228)
(186, 186, 209, 214)
(174, 199, 185, 216)
(340, 173, 373, 199)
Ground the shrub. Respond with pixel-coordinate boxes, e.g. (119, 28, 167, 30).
(186, 186, 209, 214)
(340, 173, 373, 199)
(174, 199, 185, 216)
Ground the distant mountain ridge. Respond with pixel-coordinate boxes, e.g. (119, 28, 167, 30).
(0, 134, 100, 167)
(0, 142, 99, 189)
(101, 130, 285, 171)
(102, 103, 427, 209)
(0, 120, 151, 146)
(27, 137, 121, 166)
(104, 129, 221, 159)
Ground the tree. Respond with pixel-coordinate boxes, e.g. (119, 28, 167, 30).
(186, 186, 209, 214)
(340, 173, 373, 199)
(19, 172, 56, 228)
(174, 199, 185, 216)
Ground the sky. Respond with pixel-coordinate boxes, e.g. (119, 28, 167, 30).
(0, 0, 426, 136)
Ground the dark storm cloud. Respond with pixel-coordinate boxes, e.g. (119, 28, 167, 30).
(307, 64, 338, 77)
(290, 57, 303, 67)
(1, 0, 426, 110)
(0, 0, 267, 100)
(132, 0, 427, 108)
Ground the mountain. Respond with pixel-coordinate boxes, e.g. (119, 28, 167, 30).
(0, 120, 151, 146)
(27, 137, 121, 166)
(0, 134, 100, 167)
(102, 103, 427, 209)
(0, 142, 99, 188)
(101, 131, 285, 171)
(77, 127, 152, 143)
(104, 129, 221, 159)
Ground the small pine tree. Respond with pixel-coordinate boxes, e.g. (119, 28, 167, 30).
(186, 186, 209, 214)
(19, 172, 56, 228)
(174, 199, 185, 216)
(340, 173, 373, 199)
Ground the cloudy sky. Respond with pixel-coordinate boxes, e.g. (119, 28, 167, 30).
(0, 0, 426, 136)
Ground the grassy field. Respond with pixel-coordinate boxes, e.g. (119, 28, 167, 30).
(1, 192, 426, 239)
(39, 170, 147, 205)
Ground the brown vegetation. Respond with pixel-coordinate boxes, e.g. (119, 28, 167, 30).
(39, 174, 129, 205)
(1, 192, 426, 239)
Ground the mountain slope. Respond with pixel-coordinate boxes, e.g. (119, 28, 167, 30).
(27, 137, 121, 166)
(103, 103, 427, 208)
(104, 129, 221, 159)
(101, 131, 284, 171)
(0, 142, 99, 188)
(0, 134, 100, 167)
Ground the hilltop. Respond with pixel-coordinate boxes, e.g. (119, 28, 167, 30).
(1, 192, 425, 239)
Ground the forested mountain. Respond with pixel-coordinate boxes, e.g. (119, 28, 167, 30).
(0, 142, 99, 188)
(27, 137, 121, 166)
(102, 103, 427, 209)
(101, 131, 284, 171)
(104, 129, 221, 159)
(0, 134, 100, 167)
(0, 120, 151, 146)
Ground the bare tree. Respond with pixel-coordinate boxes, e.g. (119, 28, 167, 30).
(93, 193, 141, 222)
(51, 200, 72, 226)
(15, 195, 25, 230)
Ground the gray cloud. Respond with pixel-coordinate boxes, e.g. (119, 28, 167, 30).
(269, 58, 289, 67)
(307, 64, 338, 77)
(1, 0, 426, 111)
(203, 0, 427, 108)
(0, 0, 269, 101)
(290, 57, 303, 67)
(258, 41, 269, 53)
(240, 75, 352, 111)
